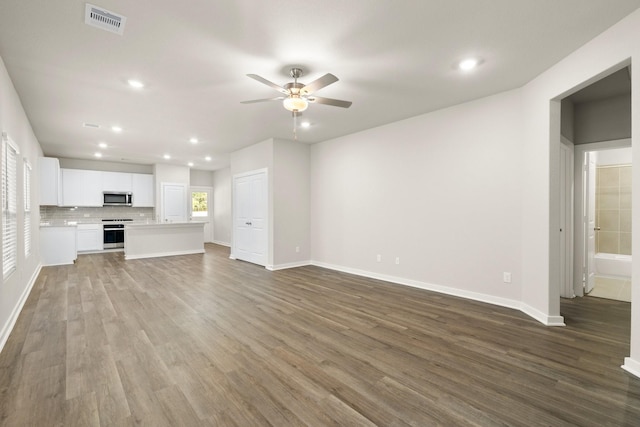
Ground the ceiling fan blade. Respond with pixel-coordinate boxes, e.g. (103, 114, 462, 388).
(301, 73, 338, 95)
(240, 97, 285, 104)
(308, 96, 352, 108)
(246, 74, 289, 94)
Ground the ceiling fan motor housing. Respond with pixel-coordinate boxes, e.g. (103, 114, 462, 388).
(284, 82, 305, 95)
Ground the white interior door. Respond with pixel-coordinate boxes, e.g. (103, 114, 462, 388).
(233, 170, 267, 266)
(190, 186, 213, 243)
(585, 152, 597, 293)
(162, 182, 187, 223)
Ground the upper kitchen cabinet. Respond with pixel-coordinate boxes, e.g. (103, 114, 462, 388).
(132, 173, 154, 207)
(39, 157, 60, 205)
(102, 171, 132, 192)
(60, 169, 103, 207)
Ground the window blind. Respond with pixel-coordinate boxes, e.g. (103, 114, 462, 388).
(2, 133, 19, 279)
(24, 160, 31, 257)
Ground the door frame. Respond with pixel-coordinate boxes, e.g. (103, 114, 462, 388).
(190, 185, 214, 243)
(559, 137, 574, 298)
(230, 168, 269, 267)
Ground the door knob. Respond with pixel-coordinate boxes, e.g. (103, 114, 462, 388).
(246, 221, 252, 226)
(594, 227, 601, 231)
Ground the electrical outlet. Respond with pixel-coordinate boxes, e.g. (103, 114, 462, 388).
(295, 246, 300, 253)
(395, 257, 400, 265)
(377, 254, 381, 262)
(503, 272, 512, 283)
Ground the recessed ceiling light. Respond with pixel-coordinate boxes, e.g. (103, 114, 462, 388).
(128, 79, 144, 89)
(163, 154, 171, 160)
(459, 58, 480, 71)
(187, 162, 194, 167)
(94, 152, 102, 158)
(300, 121, 311, 128)
(98, 142, 108, 149)
(189, 138, 198, 144)
(112, 126, 123, 133)
(205, 156, 212, 161)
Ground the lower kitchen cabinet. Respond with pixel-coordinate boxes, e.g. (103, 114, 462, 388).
(77, 224, 103, 252)
(40, 226, 77, 266)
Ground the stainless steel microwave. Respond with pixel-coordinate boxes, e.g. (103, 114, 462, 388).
(103, 192, 133, 206)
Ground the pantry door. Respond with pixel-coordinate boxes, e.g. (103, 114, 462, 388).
(232, 169, 268, 266)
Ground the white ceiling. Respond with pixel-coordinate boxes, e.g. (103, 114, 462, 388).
(0, 1, 639, 171)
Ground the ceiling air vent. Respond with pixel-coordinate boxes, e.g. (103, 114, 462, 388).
(84, 3, 126, 35)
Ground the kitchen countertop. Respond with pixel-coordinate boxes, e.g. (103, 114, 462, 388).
(39, 222, 78, 227)
(125, 221, 204, 230)
(40, 219, 154, 227)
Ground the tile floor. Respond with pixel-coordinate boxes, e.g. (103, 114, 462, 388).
(588, 276, 632, 302)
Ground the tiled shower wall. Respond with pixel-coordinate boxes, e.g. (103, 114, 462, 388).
(596, 164, 632, 255)
(40, 206, 155, 223)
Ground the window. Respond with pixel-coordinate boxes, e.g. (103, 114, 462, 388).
(191, 191, 208, 217)
(2, 133, 19, 279)
(24, 160, 31, 257)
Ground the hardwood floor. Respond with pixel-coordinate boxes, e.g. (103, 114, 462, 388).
(1, 243, 639, 426)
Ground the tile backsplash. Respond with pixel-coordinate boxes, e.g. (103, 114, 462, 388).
(40, 206, 155, 223)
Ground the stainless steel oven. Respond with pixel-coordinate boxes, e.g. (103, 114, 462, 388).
(102, 219, 132, 249)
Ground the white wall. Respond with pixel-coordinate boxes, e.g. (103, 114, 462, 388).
(212, 168, 231, 246)
(190, 169, 213, 187)
(311, 89, 523, 303)
(273, 139, 310, 267)
(0, 55, 44, 351)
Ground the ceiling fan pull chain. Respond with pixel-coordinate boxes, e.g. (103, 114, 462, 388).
(293, 112, 298, 140)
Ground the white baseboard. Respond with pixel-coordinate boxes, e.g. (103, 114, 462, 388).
(310, 260, 564, 326)
(212, 240, 230, 247)
(125, 249, 205, 260)
(622, 357, 640, 379)
(0, 263, 42, 354)
(520, 304, 566, 326)
(267, 260, 311, 271)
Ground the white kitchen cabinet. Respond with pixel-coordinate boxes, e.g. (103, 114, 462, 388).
(39, 157, 60, 205)
(102, 171, 132, 192)
(132, 173, 154, 207)
(77, 224, 103, 252)
(40, 226, 77, 266)
(61, 169, 103, 207)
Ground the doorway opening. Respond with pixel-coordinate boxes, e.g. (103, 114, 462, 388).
(557, 64, 631, 303)
(583, 147, 632, 302)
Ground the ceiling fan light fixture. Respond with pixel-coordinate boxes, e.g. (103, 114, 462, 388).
(283, 96, 308, 112)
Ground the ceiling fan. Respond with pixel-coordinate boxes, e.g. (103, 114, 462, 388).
(241, 67, 352, 114)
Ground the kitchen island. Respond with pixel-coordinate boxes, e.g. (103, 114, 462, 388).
(40, 224, 78, 266)
(124, 222, 205, 260)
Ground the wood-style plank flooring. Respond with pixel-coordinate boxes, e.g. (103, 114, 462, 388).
(1, 244, 639, 426)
